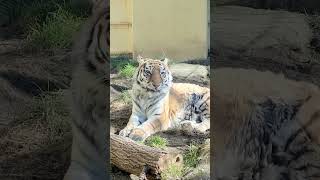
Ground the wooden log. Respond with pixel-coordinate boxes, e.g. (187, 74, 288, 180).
(110, 134, 183, 179)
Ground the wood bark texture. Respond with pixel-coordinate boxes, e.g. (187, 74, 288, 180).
(110, 134, 183, 179)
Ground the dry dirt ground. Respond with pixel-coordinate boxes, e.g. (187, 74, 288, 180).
(0, 5, 319, 180)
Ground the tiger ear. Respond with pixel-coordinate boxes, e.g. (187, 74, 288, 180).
(160, 58, 169, 65)
(137, 55, 145, 64)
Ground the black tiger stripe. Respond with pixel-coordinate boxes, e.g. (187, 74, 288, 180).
(284, 111, 319, 151)
(199, 103, 208, 112)
(146, 87, 156, 92)
(96, 24, 108, 61)
(148, 107, 159, 116)
(199, 97, 210, 110)
(95, 48, 105, 63)
(147, 96, 163, 110)
(86, 11, 109, 51)
(132, 98, 142, 110)
(93, 25, 106, 64)
(289, 148, 314, 163)
(86, 60, 97, 72)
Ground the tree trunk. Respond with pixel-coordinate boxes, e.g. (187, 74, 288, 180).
(110, 134, 183, 179)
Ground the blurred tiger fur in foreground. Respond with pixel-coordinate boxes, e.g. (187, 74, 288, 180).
(213, 68, 320, 180)
(119, 56, 210, 141)
(64, 0, 109, 179)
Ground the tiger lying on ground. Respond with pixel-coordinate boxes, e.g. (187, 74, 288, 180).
(213, 68, 320, 180)
(64, 0, 109, 179)
(119, 56, 210, 141)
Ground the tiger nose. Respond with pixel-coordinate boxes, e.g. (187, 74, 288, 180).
(153, 83, 160, 89)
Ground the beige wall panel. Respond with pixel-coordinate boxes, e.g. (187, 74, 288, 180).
(110, 0, 132, 54)
(132, 0, 208, 61)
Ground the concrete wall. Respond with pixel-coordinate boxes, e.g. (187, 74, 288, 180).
(110, 0, 209, 61)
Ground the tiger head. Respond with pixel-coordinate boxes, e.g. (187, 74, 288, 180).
(134, 55, 173, 92)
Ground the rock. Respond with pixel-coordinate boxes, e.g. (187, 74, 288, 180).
(110, 86, 121, 102)
(169, 63, 209, 86)
(110, 74, 133, 91)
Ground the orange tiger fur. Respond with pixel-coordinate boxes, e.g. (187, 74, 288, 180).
(119, 56, 210, 141)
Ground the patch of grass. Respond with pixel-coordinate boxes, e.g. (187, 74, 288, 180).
(183, 143, 201, 168)
(26, 6, 85, 50)
(0, 90, 71, 179)
(161, 164, 184, 180)
(111, 56, 138, 73)
(119, 64, 136, 78)
(118, 90, 132, 104)
(30, 90, 71, 142)
(0, 0, 90, 30)
(145, 135, 167, 149)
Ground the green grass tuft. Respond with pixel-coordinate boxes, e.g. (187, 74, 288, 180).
(183, 143, 201, 168)
(26, 6, 85, 50)
(111, 56, 138, 73)
(0, 0, 90, 30)
(119, 64, 136, 78)
(145, 135, 167, 149)
(161, 164, 184, 180)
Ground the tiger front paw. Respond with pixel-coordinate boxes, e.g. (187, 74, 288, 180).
(128, 128, 148, 142)
(119, 127, 132, 137)
(180, 121, 209, 136)
(180, 121, 194, 132)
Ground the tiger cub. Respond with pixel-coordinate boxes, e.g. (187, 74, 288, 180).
(64, 0, 109, 179)
(119, 56, 210, 141)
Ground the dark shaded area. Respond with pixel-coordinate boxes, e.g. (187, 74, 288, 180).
(0, 71, 65, 96)
(182, 59, 210, 66)
(216, 0, 320, 14)
(0, 136, 71, 180)
(213, 50, 320, 87)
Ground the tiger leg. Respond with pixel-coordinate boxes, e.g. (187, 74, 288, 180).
(64, 91, 108, 180)
(129, 116, 169, 141)
(119, 114, 144, 137)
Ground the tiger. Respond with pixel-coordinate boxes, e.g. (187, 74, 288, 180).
(212, 68, 320, 180)
(63, 0, 109, 179)
(119, 56, 210, 142)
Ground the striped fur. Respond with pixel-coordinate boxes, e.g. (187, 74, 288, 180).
(119, 56, 210, 141)
(64, 0, 109, 179)
(213, 68, 320, 180)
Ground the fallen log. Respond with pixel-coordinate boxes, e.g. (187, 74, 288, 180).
(110, 134, 183, 179)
